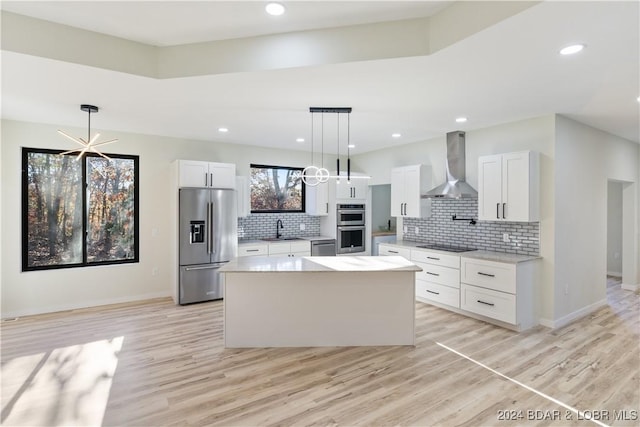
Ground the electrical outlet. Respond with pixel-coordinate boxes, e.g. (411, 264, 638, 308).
(152, 267, 159, 276)
(503, 233, 509, 242)
(415, 226, 419, 234)
(299, 223, 306, 231)
(403, 225, 408, 233)
(151, 227, 159, 237)
(564, 284, 569, 295)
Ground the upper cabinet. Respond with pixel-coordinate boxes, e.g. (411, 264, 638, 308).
(334, 173, 368, 201)
(478, 151, 539, 222)
(390, 164, 431, 218)
(176, 160, 236, 189)
(306, 183, 329, 216)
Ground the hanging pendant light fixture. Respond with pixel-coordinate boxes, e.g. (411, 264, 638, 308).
(58, 104, 118, 160)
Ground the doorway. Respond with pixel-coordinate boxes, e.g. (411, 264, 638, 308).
(606, 179, 638, 293)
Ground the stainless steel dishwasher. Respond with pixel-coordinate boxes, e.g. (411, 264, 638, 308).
(311, 239, 336, 256)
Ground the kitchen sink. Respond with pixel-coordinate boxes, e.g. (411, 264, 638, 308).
(261, 237, 304, 242)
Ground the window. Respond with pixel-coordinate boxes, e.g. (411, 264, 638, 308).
(22, 148, 139, 271)
(250, 164, 305, 213)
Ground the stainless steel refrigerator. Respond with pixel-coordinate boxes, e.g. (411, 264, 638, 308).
(179, 188, 237, 304)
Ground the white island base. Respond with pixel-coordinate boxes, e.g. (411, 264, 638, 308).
(219, 256, 420, 348)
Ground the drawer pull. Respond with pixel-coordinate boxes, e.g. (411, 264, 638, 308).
(427, 256, 440, 260)
(477, 299, 495, 307)
(477, 272, 495, 277)
(388, 250, 399, 254)
(426, 290, 440, 295)
(426, 272, 440, 276)
(246, 249, 260, 252)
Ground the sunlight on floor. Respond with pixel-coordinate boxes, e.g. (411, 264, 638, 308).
(1, 336, 123, 426)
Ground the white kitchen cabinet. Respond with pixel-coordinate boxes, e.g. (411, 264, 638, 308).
(236, 176, 250, 217)
(377, 243, 411, 259)
(411, 248, 460, 308)
(238, 243, 268, 257)
(460, 256, 536, 330)
(390, 165, 431, 218)
(176, 160, 236, 189)
(335, 174, 368, 201)
(268, 241, 311, 257)
(305, 182, 329, 216)
(478, 151, 539, 222)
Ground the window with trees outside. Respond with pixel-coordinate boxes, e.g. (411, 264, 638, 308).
(250, 164, 305, 213)
(22, 148, 139, 271)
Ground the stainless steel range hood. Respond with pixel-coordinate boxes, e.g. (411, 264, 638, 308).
(423, 131, 478, 199)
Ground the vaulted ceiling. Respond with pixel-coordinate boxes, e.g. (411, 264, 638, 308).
(2, 1, 638, 154)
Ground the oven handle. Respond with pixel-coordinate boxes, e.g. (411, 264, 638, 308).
(337, 225, 366, 231)
(337, 209, 365, 215)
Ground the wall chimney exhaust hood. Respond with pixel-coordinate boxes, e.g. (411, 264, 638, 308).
(423, 131, 478, 199)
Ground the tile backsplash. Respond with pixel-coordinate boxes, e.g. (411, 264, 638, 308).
(403, 199, 539, 256)
(238, 213, 321, 240)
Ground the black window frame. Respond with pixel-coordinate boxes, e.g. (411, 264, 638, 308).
(21, 147, 140, 272)
(249, 164, 306, 214)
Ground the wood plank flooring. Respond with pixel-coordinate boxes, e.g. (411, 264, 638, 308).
(1, 276, 638, 426)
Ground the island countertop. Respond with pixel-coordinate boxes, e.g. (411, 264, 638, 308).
(219, 255, 422, 273)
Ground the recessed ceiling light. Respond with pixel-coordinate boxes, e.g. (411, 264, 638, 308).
(218, 127, 229, 133)
(391, 133, 401, 138)
(559, 44, 585, 55)
(348, 144, 355, 149)
(265, 2, 285, 16)
(455, 117, 468, 123)
(296, 138, 305, 143)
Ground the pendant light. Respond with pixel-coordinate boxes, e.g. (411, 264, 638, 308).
(58, 104, 118, 160)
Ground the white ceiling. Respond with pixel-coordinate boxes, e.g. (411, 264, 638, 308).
(1, 1, 638, 155)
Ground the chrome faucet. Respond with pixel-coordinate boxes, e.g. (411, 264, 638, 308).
(276, 219, 284, 239)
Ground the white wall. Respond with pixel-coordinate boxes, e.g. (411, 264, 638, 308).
(352, 115, 557, 321)
(607, 181, 623, 276)
(554, 116, 638, 323)
(1, 119, 311, 317)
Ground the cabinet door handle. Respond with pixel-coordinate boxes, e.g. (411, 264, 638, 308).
(477, 272, 495, 277)
(496, 203, 500, 219)
(210, 173, 214, 187)
(325, 202, 328, 214)
(426, 272, 440, 276)
(389, 250, 399, 254)
(205, 173, 208, 187)
(426, 290, 440, 295)
(427, 256, 440, 260)
(477, 299, 495, 307)
(503, 203, 506, 219)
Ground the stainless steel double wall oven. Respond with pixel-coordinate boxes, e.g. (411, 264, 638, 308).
(336, 204, 365, 254)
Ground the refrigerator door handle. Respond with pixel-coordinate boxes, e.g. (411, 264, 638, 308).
(185, 265, 218, 271)
(206, 203, 212, 254)
(209, 202, 216, 254)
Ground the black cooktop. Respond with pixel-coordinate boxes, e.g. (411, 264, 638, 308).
(415, 244, 476, 253)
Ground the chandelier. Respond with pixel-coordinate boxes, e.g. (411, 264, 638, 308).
(58, 104, 118, 160)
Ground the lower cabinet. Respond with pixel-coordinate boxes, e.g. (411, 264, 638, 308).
(378, 243, 538, 331)
(238, 243, 268, 257)
(268, 241, 311, 257)
(460, 256, 536, 330)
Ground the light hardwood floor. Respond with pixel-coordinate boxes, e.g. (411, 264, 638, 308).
(1, 277, 638, 426)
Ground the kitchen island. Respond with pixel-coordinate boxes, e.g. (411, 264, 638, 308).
(219, 256, 421, 348)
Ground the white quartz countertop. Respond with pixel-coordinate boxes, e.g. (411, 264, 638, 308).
(238, 236, 334, 245)
(220, 256, 422, 273)
(382, 240, 540, 264)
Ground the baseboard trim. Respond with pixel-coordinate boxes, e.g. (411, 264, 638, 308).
(621, 283, 639, 291)
(538, 298, 608, 329)
(607, 271, 622, 277)
(1, 291, 171, 319)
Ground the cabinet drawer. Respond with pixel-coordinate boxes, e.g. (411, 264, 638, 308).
(460, 284, 516, 324)
(416, 281, 460, 308)
(414, 262, 459, 288)
(410, 249, 460, 269)
(289, 241, 310, 253)
(461, 258, 516, 293)
(238, 244, 268, 257)
(378, 244, 410, 259)
(268, 243, 291, 255)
